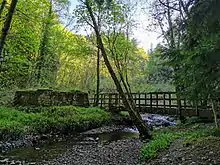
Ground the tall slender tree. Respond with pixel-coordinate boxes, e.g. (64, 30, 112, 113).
(36, 0, 53, 85)
(83, 0, 152, 139)
(0, 0, 18, 67)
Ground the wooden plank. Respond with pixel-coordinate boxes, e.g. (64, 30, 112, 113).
(99, 92, 176, 95)
(145, 104, 178, 108)
(147, 92, 172, 94)
(137, 98, 178, 101)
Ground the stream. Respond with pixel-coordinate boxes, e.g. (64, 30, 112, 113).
(0, 113, 176, 165)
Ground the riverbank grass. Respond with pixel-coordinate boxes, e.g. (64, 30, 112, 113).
(0, 106, 111, 139)
(141, 123, 220, 161)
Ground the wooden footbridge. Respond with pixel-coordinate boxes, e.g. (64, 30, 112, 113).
(90, 92, 219, 119)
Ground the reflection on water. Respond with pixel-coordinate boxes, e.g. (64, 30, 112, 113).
(1, 128, 139, 163)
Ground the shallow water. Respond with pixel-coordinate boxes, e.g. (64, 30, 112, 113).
(1, 127, 139, 163)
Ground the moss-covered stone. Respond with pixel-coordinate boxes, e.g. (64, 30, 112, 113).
(14, 89, 89, 107)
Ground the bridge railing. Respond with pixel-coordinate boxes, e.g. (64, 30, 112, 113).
(90, 92, 216, 117)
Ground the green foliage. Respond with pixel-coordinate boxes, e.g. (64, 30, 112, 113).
(164, 0, 220, 100)
(135, 45, 174, 92)
(0, 106, 111, 139)
(182, 127, 220, 146)
(147, 46, 173, 85)
(141, 132, 183, 160)
(0, 0, 174, 99)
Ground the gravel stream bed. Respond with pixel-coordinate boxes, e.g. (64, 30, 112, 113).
(0, 125, 143, 165)
(39, 138, 143, 165)
(39, 125, 143, 165)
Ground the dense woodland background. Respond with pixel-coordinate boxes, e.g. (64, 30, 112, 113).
(0, 0, 219, 107)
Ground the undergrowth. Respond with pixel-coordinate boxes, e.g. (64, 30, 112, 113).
(0, 106, 111, 139)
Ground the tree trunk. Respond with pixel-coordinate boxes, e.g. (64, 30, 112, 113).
(0, 0, 18, 67)
(211, 100, 218, 128)
(0, 0, 6, 18)
(36, 1, 52, 85)
(125, 22, 132, 93)
(85, 0, 152, 139)
(94, 48, 100, 106)
(166, 0, 175, 48)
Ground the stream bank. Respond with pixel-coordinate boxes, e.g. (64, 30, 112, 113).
(0, 106, 115, 154)
(0, 125, 141, 165)
(0, 113, 177, 165)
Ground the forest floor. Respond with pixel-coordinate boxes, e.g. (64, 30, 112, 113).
(145, 122, 220, 165)
(147, 136, 220, 165)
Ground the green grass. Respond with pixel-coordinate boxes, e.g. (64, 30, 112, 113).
(0, 106, 111, 139)
(141, 124, 220, 161)
(141, 132, 184, 160)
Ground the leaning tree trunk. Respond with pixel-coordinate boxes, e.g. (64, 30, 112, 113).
(94, 48, 100, 106)
(0, 0, 18, 67)
(85, 0, 152, 139)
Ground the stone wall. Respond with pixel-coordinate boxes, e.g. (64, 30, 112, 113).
(14, 89, 89, 107)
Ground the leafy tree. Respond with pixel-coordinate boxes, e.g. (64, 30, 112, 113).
(76, 0, 152, 139)
(164, 0, 220, 127)
(146, 46, 174, 91)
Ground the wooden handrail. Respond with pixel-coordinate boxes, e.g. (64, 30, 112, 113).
(89, 92, 215, 118)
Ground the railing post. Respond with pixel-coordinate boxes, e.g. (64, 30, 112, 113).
(115, 93, 119, 110)
(93, 94, 97, 106)
(108, 93, 112, 110)
(169, 93, 172, 111)
(177, 94, 183, 121)
(163, 93, 166, 114)
(100, 94, 103, 108)
(138, 93, 141, 111)
(156, 93, 158, 108)
(103, 94, 106, 108)
(184, 99, 186, 111)
(145, 93, 147, 107)
(150, 93, 152, 112)
(193, 100, 199, 116)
